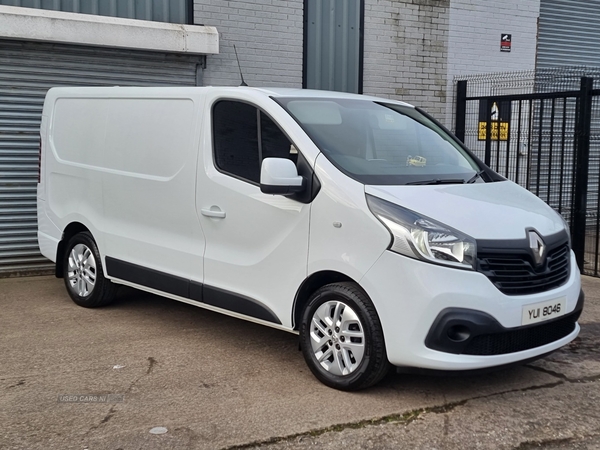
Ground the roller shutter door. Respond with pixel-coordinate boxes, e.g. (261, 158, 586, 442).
(0, 39, 203, 276)
(537, 0, 600, 68)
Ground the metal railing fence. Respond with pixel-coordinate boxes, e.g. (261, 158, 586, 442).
(454, 67, 600, 277)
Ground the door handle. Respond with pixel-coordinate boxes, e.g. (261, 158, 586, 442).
(201, 208, 226, 219)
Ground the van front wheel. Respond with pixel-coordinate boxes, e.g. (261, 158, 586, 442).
(300, 282, 390, 391)
(63, 232, 117, 308)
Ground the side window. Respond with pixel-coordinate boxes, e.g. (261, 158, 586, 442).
(213, 101, 260, 182)
(213, 101, 296, 184)
(260, 112, 297, 164)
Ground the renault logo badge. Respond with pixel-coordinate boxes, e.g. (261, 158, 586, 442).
(528, 230, 546, 265)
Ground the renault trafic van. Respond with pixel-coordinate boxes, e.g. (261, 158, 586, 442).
(38, 87, 583, 390)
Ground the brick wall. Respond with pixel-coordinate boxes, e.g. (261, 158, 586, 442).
(194, 0, 303, 87)
(362, 0, 450, 122)
(196, 0, 451, 122)
(446, 0, 539, 127)
(195, 0, 539, 129)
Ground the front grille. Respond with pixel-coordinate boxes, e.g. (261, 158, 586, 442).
(477, 241, 570, 295)
(463, 313, 577, 355)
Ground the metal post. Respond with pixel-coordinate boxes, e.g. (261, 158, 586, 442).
(484, 98, 492, 167)
(572, 77, 593, 271)
(455, 80, 467, 142)
(195, 56, 206, 86)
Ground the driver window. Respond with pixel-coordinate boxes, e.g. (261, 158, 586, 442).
(213, 101, 295, 184)
(261, 112, 297, 164)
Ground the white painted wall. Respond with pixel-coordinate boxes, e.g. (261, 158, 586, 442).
(363, 0, 449, 121)
(445, 0, 540, 128)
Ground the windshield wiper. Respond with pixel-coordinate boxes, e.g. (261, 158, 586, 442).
(407, 170, 487, 186)
(406, 178, 466, 185)
(466, 170, 486, 184)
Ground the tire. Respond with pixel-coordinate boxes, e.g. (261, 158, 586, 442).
(300, 282, 390, 391)
(62, 232, 117, 308)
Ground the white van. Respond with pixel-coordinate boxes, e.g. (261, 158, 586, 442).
(38, 87, 583, 390)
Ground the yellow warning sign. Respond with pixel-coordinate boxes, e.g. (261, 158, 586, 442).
(478, 101, 510, 141)
(478, 121, 509, 141)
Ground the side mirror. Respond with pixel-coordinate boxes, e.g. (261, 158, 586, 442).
(260, 158, 304, 195)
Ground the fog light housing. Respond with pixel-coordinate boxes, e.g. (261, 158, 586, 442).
(447, 325, 471, 342)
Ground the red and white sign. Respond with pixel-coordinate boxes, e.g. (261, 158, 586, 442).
(501, 34, 512, 52)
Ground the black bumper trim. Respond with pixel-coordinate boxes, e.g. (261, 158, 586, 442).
(425, 289, 584, 355)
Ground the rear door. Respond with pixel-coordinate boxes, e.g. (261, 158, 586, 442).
(196, 96, 311, 328)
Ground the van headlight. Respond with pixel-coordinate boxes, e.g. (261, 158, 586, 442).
(366, 194, 477, 270)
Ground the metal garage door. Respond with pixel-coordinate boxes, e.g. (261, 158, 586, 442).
(0, 39, 204, 276)
(304, 0, 363, 93)
(537, 0, 600, 68)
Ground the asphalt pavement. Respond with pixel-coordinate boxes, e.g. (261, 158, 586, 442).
(1, 275, 599, 450)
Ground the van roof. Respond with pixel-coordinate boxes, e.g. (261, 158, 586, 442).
(243, 87, 413, 107)
(44, 86, 414, 108)
(248, 86, 402, 101)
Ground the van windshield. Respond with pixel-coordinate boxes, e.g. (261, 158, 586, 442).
(275, 97, 481, 185)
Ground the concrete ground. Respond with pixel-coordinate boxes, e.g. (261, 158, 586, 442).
(1, 275, 599, 450)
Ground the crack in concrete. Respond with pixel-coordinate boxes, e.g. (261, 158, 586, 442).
(220, 380, 568, 450)
(427, 399, 468, 414)
(147, 356, 157, 375)
(512, 432, 600, 449)
(514, 436, 577, 449)
(127, 357, 158, 396)
(87, 405, 117, 433)
(220, 409, 424, 450)
(6, 379, 25, 389)
(525, 364, 600, 384)
(525, 365, 570, 380)
(83, 356, 157, 438)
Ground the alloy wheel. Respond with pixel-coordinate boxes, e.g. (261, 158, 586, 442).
(66, 243, 96, 297)
(309, 300, 366, 376)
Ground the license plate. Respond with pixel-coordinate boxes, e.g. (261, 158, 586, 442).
(521, 298, 566, 325)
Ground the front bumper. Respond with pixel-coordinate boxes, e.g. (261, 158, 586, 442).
(359, 250, 582, 370)
(425, 289, 583, 355)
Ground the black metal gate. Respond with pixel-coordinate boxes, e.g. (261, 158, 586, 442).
(454, 69, 600, 277)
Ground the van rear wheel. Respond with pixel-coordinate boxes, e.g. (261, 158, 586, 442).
(63, 232, 117, 307)
(300, 282, 390, 391)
